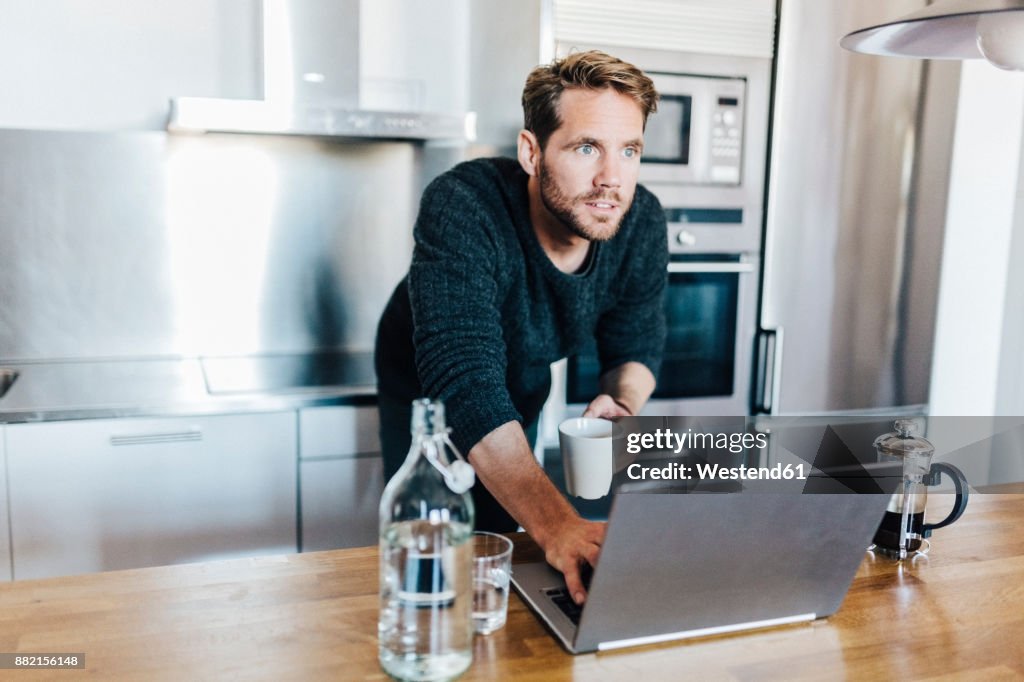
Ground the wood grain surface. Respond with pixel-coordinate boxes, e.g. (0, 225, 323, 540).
(0, 487, 1021, 680)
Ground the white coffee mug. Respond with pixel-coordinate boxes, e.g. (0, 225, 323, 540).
(558, 417, 618, 499)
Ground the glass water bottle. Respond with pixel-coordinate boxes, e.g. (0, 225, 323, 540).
(378, 399, 476, 681)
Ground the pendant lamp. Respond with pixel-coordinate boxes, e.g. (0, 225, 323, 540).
(840, 0, 1024, 70)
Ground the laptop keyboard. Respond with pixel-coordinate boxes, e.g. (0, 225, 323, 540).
(545, 588, 583, 625)
(545, 564, 593, 625)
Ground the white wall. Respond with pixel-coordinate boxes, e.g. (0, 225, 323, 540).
(0, 0, 261, 131)
(929, 60, 1024, 417)
(361, 0, 469, 114)
(995, 104, 1024, 415)
(0, 0, 470, 132)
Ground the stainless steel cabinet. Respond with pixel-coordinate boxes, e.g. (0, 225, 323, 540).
(299, 406, 383, 551)
(0, 426, 10, 580)
(6, 412, 297, 580)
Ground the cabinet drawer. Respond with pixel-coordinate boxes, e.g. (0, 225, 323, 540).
(300, 456, 383, 551)
(299, 405, 379, 459)
(6, 412, 297, 580)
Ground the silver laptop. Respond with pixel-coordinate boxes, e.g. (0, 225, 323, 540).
(511, 490, 893, 653)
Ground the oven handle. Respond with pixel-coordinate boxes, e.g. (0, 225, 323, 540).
(753, 327, 784, 414)
(666, 262, 755, 274)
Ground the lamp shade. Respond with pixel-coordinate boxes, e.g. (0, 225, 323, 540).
(840, 0, 1024, 70)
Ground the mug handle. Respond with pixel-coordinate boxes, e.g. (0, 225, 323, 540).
(921, 462, 969, 537)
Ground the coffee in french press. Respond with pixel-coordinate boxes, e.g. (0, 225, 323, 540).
(870, 419, 969, 559)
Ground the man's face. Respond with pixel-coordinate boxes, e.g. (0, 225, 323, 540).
(536, 88, 645, 242)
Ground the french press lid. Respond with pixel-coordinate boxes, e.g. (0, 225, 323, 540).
(873, 419, 934, 457)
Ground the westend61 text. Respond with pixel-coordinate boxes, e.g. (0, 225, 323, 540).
(626, 462, 808, 481)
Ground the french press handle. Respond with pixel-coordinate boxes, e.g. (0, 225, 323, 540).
(921, 462, 969, 538)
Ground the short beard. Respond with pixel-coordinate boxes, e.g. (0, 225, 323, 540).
(537, 157, 627, 242)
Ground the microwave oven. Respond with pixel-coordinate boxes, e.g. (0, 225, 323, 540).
(641, 72, 747, 187)
(561, 44, 772, 255)
(635, 64, 768, 255)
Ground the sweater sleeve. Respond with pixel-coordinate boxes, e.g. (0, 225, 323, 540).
(407, 175, 521, 455)
(595, 190, 669, 380)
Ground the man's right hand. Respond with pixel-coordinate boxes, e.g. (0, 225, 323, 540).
(467, 421, 609, 605)
(536, 517, 607, 605)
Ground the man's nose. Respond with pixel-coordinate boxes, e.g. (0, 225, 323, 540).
(595, 155, 622, 189)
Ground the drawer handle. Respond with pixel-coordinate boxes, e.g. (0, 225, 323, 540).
(110, 428, 203, 446)
(667, 262, 755, 274)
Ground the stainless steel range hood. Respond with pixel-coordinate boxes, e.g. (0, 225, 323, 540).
(168, 0, 471, 141)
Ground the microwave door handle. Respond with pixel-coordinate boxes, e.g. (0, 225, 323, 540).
(666, 262, 755, 274)
(753, 327, 784, 415)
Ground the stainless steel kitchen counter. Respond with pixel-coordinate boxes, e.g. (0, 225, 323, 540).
(0, 353, 377, 424)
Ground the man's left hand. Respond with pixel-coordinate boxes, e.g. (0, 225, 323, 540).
(583, 362, 655, 417)
(583, 393, 633, 419)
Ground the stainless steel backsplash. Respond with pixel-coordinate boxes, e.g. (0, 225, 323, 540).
(0, 129, 430, 361)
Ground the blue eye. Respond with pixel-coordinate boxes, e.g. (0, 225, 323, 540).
(623, 147, 639, 158)
(577, 144, 596, 155)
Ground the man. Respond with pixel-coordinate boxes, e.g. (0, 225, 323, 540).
(375, 50, 667, 605)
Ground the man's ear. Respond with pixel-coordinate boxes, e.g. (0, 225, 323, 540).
(517, 129, 541, 177)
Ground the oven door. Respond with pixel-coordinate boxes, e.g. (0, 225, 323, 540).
(563, 255, 759, 417)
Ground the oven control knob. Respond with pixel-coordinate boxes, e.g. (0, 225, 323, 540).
(676, 230, 697, 247)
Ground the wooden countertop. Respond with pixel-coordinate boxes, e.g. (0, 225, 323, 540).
(1, 487, 1022, 680)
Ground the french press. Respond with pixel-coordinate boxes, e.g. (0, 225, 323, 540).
(871, 419, 969, 559)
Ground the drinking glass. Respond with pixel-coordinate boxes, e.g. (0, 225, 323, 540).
(471, 532, 513, 635)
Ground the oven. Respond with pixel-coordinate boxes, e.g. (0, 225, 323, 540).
(558, 253, 759, 418)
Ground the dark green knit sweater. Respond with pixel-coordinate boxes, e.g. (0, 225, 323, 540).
(375, 157, 667, 455)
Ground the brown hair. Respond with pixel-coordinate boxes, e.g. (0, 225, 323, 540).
(522, 50, 659, 149)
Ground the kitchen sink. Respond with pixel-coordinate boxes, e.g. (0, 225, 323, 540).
(0, 369, 18, 399)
